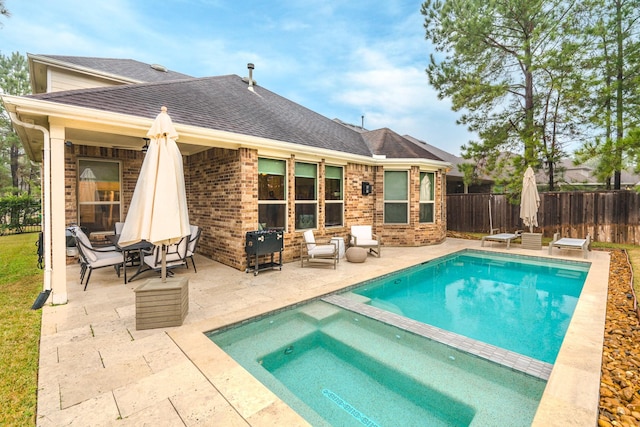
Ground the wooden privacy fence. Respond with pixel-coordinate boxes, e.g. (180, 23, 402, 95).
(446, 190, 640, 245)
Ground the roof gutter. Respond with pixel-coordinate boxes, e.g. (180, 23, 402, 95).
(9, 112, 52, 297)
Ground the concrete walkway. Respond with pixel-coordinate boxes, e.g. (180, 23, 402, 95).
(36, 238, 610, 426)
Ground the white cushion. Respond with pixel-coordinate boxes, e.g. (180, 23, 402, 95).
(351, 225, 372, 240)
(187, 225, 199, 254)
(352, 238, 378, 246)
(76, 231, 98, 262)
(303, 230, 316, 250)
(91, 251, 122, 268)
(309, 245, 335, 257)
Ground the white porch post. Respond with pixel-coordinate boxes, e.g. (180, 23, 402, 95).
(50, 124, 68, 304)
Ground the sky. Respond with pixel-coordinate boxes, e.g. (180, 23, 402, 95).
(0, 0, 474, 156)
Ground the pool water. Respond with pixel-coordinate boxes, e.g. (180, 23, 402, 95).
(209, 300, 546, 427)
(353, 250, 589, 363)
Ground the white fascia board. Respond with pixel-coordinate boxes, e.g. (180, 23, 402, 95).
(377, 158, 452, 171)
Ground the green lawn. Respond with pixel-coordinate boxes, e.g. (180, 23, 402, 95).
(0, 233, 44, 426)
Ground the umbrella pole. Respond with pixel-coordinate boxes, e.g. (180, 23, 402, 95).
(161, 244, 167, 282)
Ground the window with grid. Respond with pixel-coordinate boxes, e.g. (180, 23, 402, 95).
(384, 170, 408, 224)
(258, 158, 287, 230)
(295, 162, 317, 230)
(78, 159, 121, 234)
(324, 165, 343, 227)
(419, 172, 435, 223)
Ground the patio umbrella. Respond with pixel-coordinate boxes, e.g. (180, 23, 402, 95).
(119, 106, 190, 281)
(420, 173, 431, 200)
(519, 166, 540, 233)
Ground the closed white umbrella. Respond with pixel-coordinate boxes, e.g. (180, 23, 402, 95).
(119, 106, 190, 281)
(519, 166, 540, 233)
(78, 167, 98, 220)
(420, 173, 431, 200)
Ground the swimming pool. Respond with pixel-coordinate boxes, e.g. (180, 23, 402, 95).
(208, 300, 546, 426)
(351, 249, 589, 364)
(205, 249, 592, 426)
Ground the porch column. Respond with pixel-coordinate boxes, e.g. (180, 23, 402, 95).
(49, 124, 68, 304)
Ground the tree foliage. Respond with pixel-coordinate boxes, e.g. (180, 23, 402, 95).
(574, 0, 640, 189)
(421, 0, 587, 192)
(0, 52, 38, 194)
(0, 0, 9, 25)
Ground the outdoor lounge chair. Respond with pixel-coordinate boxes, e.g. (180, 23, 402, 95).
(300, 230, 338, 269)
(71, 227, 123, 291)
(350, 225, 381, 257)
(549, 233, 590, 259)
(481, 230, 523, 249)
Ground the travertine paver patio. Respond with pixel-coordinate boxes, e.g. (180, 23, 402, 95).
(36, 238, 610, 426)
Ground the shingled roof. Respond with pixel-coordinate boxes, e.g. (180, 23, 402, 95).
(34, 54, 193, 82)
(361, 128, 443, 161)
(29, 75, 374, 157)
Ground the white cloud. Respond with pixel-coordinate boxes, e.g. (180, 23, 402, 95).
(326, 46, 470, 154)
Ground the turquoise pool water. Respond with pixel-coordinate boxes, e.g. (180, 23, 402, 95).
(352, 250, 589, 363)
(209, 301, 546, 427)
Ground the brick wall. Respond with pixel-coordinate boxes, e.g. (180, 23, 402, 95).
(186, 147, 249, 270)
(64, 145, 447, 271)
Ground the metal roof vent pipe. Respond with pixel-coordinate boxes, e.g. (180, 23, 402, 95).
(246, 63, 255, 91)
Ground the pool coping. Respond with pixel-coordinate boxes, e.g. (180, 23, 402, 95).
(168, 241, 609, 427)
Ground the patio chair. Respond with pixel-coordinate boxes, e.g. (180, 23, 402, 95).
(481, 229, 523, 249)
(549, 233, 590, 259)
(133, 236, 189, 280)
(350, 225, 381, 257)
(71, 227, 123, 291)
(186, 225, 201, 272)
(300, 230, 338, 269)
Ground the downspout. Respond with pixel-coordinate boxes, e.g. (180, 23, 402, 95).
(10, 112, 52, 295)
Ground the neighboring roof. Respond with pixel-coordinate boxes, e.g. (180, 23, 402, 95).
(536, 158, 640, 187)
(29, 54, 193, 84)
(28, 75, 374, 157)
(403, 135, 467, 177)
(361, 128, 443, 161)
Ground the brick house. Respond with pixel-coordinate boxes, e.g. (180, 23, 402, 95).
(2, 54, 451, 304)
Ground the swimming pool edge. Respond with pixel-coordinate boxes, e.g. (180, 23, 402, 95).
(167, 241, 609, 427)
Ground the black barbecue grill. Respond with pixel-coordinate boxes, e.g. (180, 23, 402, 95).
(245, 230, 284, 275)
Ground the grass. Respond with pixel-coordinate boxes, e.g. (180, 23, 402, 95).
(0, 233, 44, 426)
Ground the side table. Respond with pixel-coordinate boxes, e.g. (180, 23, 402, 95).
(330, 237, 346, 259)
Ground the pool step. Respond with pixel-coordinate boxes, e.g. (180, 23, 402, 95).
(322, 294, 553, 380)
